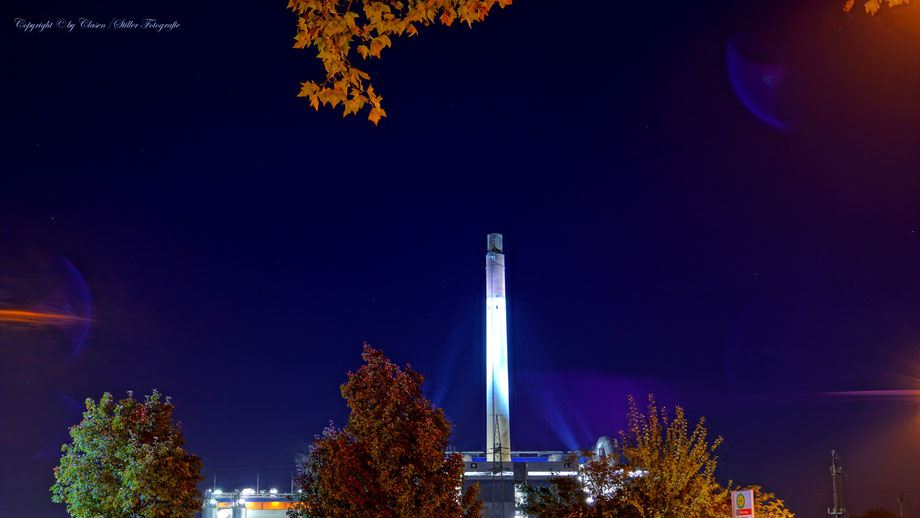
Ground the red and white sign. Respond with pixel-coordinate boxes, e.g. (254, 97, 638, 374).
(732, 490, 754, 518)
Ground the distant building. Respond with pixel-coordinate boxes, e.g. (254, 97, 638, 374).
(460, 437, 618, 518)
(202, 489, 290, 518)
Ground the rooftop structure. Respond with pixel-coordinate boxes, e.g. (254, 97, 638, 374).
(202, 489, 293, 518)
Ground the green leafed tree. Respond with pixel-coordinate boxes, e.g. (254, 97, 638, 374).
(288, 343, 482, 518)
(519, 451, 638, 518)
(51, 390, 204, 518)
(288, 0, 512, 125)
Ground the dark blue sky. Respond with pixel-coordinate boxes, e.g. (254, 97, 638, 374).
(4, 0, 920, 516)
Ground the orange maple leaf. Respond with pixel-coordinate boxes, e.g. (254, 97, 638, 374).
(368, 107, 386, 125)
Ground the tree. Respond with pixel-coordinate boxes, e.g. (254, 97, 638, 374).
(853, 509, 899, 518)
(843, 0, 909, 15)
(288, 0, 512, 124)
(289, 343, 482, 518)
(521, 396, 794, 518)
(710, 484, 795, 518)
(616, 395, 722, 518)
(521, 395, 722, 518)
(519, 451, 637, 518)
(51, 390, 204, 518)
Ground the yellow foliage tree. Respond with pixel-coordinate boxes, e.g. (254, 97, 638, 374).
(288, 0, 512, 125)
(617, 395, 723, 518)
(843, 0, 909, 15)
(521, 396, 795, 518)
(710, 485, 795, 518)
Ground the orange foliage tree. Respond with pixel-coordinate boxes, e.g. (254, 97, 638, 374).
(288, 343, 482, 518)
(710, 485, 795, 518)
(843, 0, 909, 15)
(287, 0, 512, 125)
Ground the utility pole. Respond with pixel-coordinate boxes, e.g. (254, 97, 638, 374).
(898, 493, 904, 518)
(828, 450, 846, 518)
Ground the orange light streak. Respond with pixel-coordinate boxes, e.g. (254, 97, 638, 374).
(0, 309, 89, 325)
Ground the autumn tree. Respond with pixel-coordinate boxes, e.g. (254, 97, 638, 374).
(288, 343, 482, 518)
(51, 390, 203, 518)
(521, 396, 722, 518)
(288, 0, 512, 124)
(519, 451, 638, 518)
(522, 396, 794, 518)
(616, 395, 722, 518)
(710, 484, 795, 518)
(844, 0, 909, 15)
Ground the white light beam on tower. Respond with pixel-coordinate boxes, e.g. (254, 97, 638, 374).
(485, 233, 511, 462)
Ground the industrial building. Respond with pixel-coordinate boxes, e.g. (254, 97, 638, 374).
(201, 234, 616, 518)
(202, 488, 291, 518)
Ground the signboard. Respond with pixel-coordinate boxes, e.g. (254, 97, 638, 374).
(731, 490, 754, 518)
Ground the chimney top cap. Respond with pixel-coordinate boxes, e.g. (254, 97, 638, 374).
(487, 233, 503, 254)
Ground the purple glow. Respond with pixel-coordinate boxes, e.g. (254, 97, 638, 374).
(726, 35, 788, 131)
(32, 257, 92, 357)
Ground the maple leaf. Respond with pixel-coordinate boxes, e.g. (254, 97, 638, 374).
(297, 81, 317, 97)
(843, 0, 856, 10)
(368, 106, 386, 125)
(344, 11, 359, 28)
(440, 11, 454, 25)
(366, 85, 382, 106)
(866, 0, 881, 13)
(369, 38, 385, 57)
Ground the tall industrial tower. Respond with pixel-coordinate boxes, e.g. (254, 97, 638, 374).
(485, 233, 511, 462)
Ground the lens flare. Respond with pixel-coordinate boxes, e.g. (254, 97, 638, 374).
(817, 390, 920, 399)
(727, 34, 789, 131)
(0, 256, 92, 357)
(0, 309, 89, 324)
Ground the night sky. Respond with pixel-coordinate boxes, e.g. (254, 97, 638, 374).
(4, 0, 920, 516)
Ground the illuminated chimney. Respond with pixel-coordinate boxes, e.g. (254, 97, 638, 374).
(485, 233, 511, 462)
